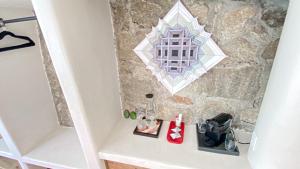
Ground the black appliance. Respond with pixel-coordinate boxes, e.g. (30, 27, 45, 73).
(197, 113, 239, 156)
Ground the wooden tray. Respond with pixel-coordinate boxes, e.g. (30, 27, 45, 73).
(133, 119, 163, 138)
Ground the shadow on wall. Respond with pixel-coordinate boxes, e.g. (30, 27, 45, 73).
(37, 27, 74, 127)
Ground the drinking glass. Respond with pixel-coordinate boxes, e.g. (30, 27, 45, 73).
(197, 118, 207, 133)
(136, 107, 145, 120)
(136, 107, 146, 130)
(145, 94, 157, 129)
(225, 130, 236, 151)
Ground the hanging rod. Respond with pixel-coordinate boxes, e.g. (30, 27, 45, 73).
(0, 16, 37, 27)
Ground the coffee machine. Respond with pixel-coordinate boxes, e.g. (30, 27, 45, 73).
(197, 113, 239, 155)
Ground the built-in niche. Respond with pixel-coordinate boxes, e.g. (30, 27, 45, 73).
(110, 0, 288, 131)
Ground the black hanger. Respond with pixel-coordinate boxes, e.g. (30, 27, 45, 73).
(0, 30, 35, 52)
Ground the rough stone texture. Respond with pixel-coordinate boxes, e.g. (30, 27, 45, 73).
(262, 7, 287, 27)
(169, 95, 194, 105)
(110, 0, 288, 131)
(220, 38, 259, 67)
(262, 38, 280, 59)
(38, 28, 74, 127)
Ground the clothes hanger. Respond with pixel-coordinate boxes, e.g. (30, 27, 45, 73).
(0, 31, 35, 52)
(0, 18, 35, 52)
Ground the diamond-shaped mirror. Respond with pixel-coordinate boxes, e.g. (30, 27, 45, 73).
(134, 1, 226, 94)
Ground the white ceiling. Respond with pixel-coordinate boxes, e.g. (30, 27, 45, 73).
(0, 0, 33, 9)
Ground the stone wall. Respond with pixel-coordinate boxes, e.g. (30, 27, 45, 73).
(38, 28, 74, 127)
(110, 0, 288, 131)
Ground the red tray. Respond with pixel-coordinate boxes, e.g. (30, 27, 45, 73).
(167, 121, 185, 144)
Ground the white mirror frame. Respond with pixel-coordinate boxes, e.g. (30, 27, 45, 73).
(134, 1, 226, 94)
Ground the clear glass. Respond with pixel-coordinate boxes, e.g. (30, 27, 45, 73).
(137, 119, 146, 130)
(136, 107, 145, 120)
(145, 96, 157, 129)
(197, 118, 207, 133)
(232, 114, 241, 128)
(225, 131, 236, 151)
(136, 107, 146, 130)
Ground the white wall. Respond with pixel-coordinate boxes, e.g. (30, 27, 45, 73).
(0, 0, 32, 9)
(0, 8, 59, 156)
(248, 0, 300, 168)
(32, 0, 122, 168)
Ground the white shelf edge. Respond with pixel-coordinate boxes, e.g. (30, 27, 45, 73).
(98, 119, 251, 169)
(22, 157, 75, 169)
(22, 127, 87, 169)
(0, 138, 15, 159)
(0, 156, 21, 169)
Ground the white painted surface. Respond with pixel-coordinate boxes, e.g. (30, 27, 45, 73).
(0, 6, 86, 169)
(99, 120, 251, 169)
(22, 127, 87, 169)
(0, 138, 13, 159)
(0, 0, 32, 9)
(32, 1, 122, 169)
(27, 164, 47, 169)
(0, 7, 59, 156)
(248, 0, 300, 169)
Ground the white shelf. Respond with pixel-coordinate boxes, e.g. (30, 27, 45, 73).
(0, 156, 20, 169)
(22, 127, 87, 169)
(27, 164, 47, 169)
(99, 119, 251, 169)
(0, 138, 14, 159)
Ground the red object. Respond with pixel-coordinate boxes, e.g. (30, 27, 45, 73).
(167, 121, 185, 144)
